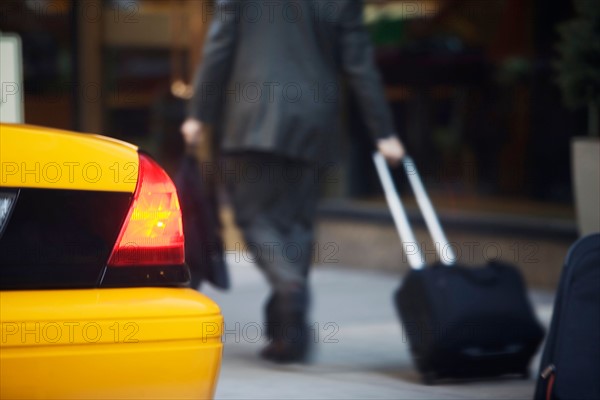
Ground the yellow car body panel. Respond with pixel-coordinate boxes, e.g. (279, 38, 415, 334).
(0, 123, 138, 192)
(1, 124, 223, 398)
(1, 288, 223, 399)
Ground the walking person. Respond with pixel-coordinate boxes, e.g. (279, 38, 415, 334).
(182, 0, 404, 363)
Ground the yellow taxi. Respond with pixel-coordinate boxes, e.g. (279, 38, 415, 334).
(0, 123, 223, 399)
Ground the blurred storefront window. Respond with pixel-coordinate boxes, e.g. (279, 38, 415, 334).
(1, 0, 75, 129)
(1, 0, 583, 220)
(351, 0, 581, 219)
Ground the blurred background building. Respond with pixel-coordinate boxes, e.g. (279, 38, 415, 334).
(2, 0, 597, 286)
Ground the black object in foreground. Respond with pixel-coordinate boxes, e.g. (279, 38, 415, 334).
(534, 233, 600, 400)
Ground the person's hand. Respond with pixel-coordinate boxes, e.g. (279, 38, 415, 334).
(377, 136, 405, 166)
(181, 118, 204, 147)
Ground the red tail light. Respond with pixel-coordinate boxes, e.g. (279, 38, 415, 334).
(108, 154, 184, 266)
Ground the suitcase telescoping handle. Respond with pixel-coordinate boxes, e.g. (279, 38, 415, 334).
(373, 152, 456, 269)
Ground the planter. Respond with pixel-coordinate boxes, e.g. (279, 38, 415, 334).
(572, 137, 600, 236)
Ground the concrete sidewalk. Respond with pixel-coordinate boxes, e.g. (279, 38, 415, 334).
(203, 260, 554, 400)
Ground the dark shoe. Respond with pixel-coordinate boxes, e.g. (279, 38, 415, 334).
(264, 294, 280, 341)
(260, 339, 308, 364)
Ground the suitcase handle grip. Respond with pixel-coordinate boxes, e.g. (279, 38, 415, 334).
(373, 152, 456, 269)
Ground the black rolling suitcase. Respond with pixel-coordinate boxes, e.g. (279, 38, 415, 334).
(534, 233, 600, 400)
(373, 153, 545, 384)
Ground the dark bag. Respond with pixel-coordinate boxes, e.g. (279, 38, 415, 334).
(534, 233, 600, 400)
(175, 153, 229, 290)
(373, 153, 544, 384)
(396, 262, 544, 383)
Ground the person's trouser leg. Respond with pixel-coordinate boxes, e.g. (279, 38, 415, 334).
(224, 153, 317, 360)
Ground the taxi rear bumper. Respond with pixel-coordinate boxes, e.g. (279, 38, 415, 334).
(1, 288, 223, 399)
